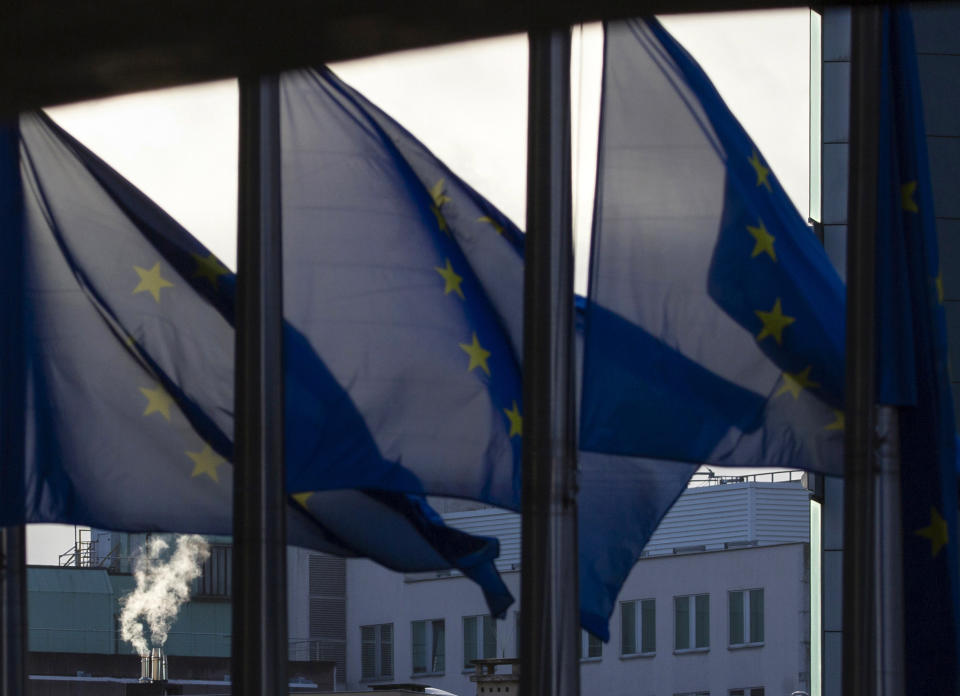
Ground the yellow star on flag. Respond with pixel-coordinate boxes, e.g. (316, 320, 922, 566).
(187, 444, 226, 483)
(746, 219, 776, 261)
(293, 492, 314, 508)
(504, 401, 522, 438)
(755, 298, 796, 346)
(749, 149, 772, 192)
(133, 262, 174, 303)
(901, 181, 919, 213)
(435, 259, 465, 299)
(478, 216, 504, 235)
(825, 410, 845, 431)
(916, 506, 949, 557)
(430, 179, 452, 208)
(193, 252, 230, 288)
(140, 385, 174, 421)
(432, 205, 449, 234)
(459, 333, 491, 376)
(775, 365, 820, 400)
(936, 272, 944, 304)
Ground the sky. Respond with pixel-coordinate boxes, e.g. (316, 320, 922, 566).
(29, 9, 812, 565)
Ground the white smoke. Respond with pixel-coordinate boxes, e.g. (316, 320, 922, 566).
(119, 534, 211, 655)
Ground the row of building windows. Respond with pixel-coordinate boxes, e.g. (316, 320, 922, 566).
(619, 589, 764, 656)
(360, 589, 763, 680)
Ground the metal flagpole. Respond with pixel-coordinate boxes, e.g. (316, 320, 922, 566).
(1, 122, 27, 696)
(874, 406, 904, 696)
(1, 526, 26, 696)
(232, 74, 289, 696)
(843, 6, 882, 696)
(520, 26, 579, 696)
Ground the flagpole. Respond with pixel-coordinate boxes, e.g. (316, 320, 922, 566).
(874, 406, 904, 696)
(233, 74, 289, 696)
(1, 123, 27, 696)
(520, 27, 579, 696)
(1, 526, 26, 696)
(843, 6, 882, 696)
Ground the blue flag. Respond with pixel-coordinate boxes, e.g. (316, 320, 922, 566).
(279, 69, 524, 508)
(583, 18, 847, 475)
(0, 113, 513, 616)
(876, 8, 960, 690)
(274, 68, 698, 640)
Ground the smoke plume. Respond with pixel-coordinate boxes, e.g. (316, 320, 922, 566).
(119, 534, 210, 655)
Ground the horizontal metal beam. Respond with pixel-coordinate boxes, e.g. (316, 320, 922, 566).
(2, 0, 877, 114)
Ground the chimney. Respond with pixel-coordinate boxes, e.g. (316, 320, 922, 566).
(128, 648, 182, 695)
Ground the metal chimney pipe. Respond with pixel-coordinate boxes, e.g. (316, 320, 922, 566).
(151, 647, 161, 681)
(139, 653, 150, 683)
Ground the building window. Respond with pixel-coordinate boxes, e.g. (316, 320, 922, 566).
(729, 689, 764, 696)
(360, 623, 393, 681)
(192, 544, 231, 598)
(621, 598, 655, 656)
(412, 619, 445, 674)
(729, 589, 764, 646)
(463, 615, 496, 669)
(578, 630, 602, 660)
(674, 594, 709, 651)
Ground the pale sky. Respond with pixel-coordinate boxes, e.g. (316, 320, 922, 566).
(30, 9, 811, 565)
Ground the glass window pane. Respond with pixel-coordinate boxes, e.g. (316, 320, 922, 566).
(482, 615, 497, 658)
(695, 594, 710, 648)
(675, 596, 690, 650)
(432, 620, 445, 673)
(730, 591, 745, 645)
(361, 626, 376, 679)
(463, 617, 477, 668)
(412, 621, 426, 673)
(621, 601, 636, 654)
(750, 589, 764, 643)
(587, 633, 602, 658)
(380, 624, 393, 677)
(641, 599, 656, 654)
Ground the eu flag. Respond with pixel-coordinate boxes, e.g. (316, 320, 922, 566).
(279, 69, 524, 508)
(0, 113, 513, 616)
(876, 8, 959, 690)
(271, 67, 698, 640)
(583, 18, 847, 475)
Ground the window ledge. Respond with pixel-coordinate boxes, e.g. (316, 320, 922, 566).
(673, 647, 710, 655)
(728, 642, 765, 650)
(619, 652, 656, 660)
(410, 673, 445, 678)
(579, 657, 602, 663)
(360, 678, 394, 683)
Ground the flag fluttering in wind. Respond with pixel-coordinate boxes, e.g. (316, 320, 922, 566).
(0, 114, 513, 616)
(583, 18, 847, 475)
(276, 67, 697, 639)
(875, 8, 959, 690)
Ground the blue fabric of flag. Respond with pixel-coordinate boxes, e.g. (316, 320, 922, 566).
(583, 18, 848, 475)
(0, 113, 513, 617)
(277, 68, 698, 640)
(876, 8, 959, 690)
(279, 69, 524, 508)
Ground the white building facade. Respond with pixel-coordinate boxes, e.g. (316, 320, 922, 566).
(341, 476, 813, 696)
